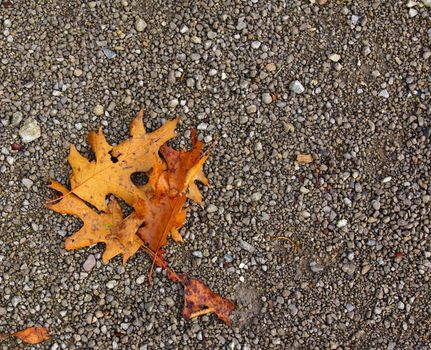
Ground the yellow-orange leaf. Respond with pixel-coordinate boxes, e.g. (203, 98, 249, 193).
(12, 326, 49, 344)
(68, 110, 178, 211)
(46, 180, 142, 264)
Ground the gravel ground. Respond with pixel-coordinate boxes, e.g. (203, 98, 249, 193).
(1, 0, 430, 349)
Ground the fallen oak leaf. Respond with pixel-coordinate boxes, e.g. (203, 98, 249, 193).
(47, 180, 143, 264)
(66, 109, 178, 211)
(12, 326, 49, 344)
(149, 250, 236, 324)
(160, 130, 209, 206)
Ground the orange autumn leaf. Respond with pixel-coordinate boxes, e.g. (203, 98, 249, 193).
(181, 276, 235, 324)
(47, 110, 236, 324)
(67, 109, 178, 211)
(12, 326, 49, 344)
(46, 180, 142, 264)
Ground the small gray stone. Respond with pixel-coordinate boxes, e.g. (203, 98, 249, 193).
(22, 178, 33, 189)
(73, 68, 83, 77)
(101, 48, 116, 59)
(246, 105, 257, 114)
(239, 239, 255, 253)
(168, 98, 179, 108)
(372, 200, 381, 211)
(136, 275, 146, 285)
(106, 280, 117, 289)
(289, 80, 305, 94)
(337, 219, 348, 228)
(135, 18, 147, 32)
(19, 118, 41, 143)
(206, 204, 218, 213)
(288, 303, 298, 316)
(224, 254, 233, 263)
(342, 263, 356, 275)
(0, 307, 7, 316)
(83, 254, 96, 272)
(262, 93, 272, 105)
(251, 192, 262, 202)
(10, 111, 23, 126)
(379, 89, 389, 98)
(346, 303, 355, 312)
(310, 261, 324, 273)
(192, 251, 203, 258)
(165, 297, 175, 307)
(328, 53, 341, 62)
(251, 41, 261, 49)
(4, 19, 12, 28)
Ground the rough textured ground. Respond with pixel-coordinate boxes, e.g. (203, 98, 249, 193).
(1, 0, 430, 349)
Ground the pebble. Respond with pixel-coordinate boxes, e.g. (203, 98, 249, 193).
(22, 178, 33, 189)
(136, 275, 146, 285)
(165, 297, 175, 307)
(371, 200, 381, 211)
(106, 280, 117, 289)
(101, 48, 116, 59)
(251, 41, 261, 49)
(190, 36, 201, 44)
(168, 98, 179, 108)
(382, 176, 392, 183)
(346, 303, 355, 312)
(246, 105, 257, 114)
(135, 18, 147, 32)
(251, 192, 262, 202)
(342, 263, 356, 275)
(409, 8, 418, 17)
(206, 204, 218, 213)
(10, 111, 23, 126)
(289, 80, 305, 94)
(361, 264, 371, 274)
(239, 239, 255, 253)
(265, 63, 276, 72)
(94, 104, 104, 116)
(336, 219, 348, 228)
(73, 68, 83, 77)
(4, 19, 12, 28)
(19, 118, 41, 143)
(379, 89, 389, 98)
(310, 261, 324, 273)
(83, 254, 96, 272)
(224, 254, 233, 263)
(328, 53, 341, 62)
(262, 93, 272, 105)
(192, 251, 203, 258)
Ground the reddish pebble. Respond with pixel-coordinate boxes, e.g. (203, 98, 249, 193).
(11, 143, 23, 151)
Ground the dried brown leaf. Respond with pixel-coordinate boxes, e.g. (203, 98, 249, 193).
(12, 326, 49, 344)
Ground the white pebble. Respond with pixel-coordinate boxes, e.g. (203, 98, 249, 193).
(289, 80, 305, 94)
(328, 53, 341, 62)
(135, 18, 147, 32)
(251, 41, 261, 49)
(382, 176, 392, 183)
(168, 98, 179, 108)
(94, 104, 104, 116)
(262, 93, 272, 104)
(22, 178, 34, 189)
(337, 219, 348, 228)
